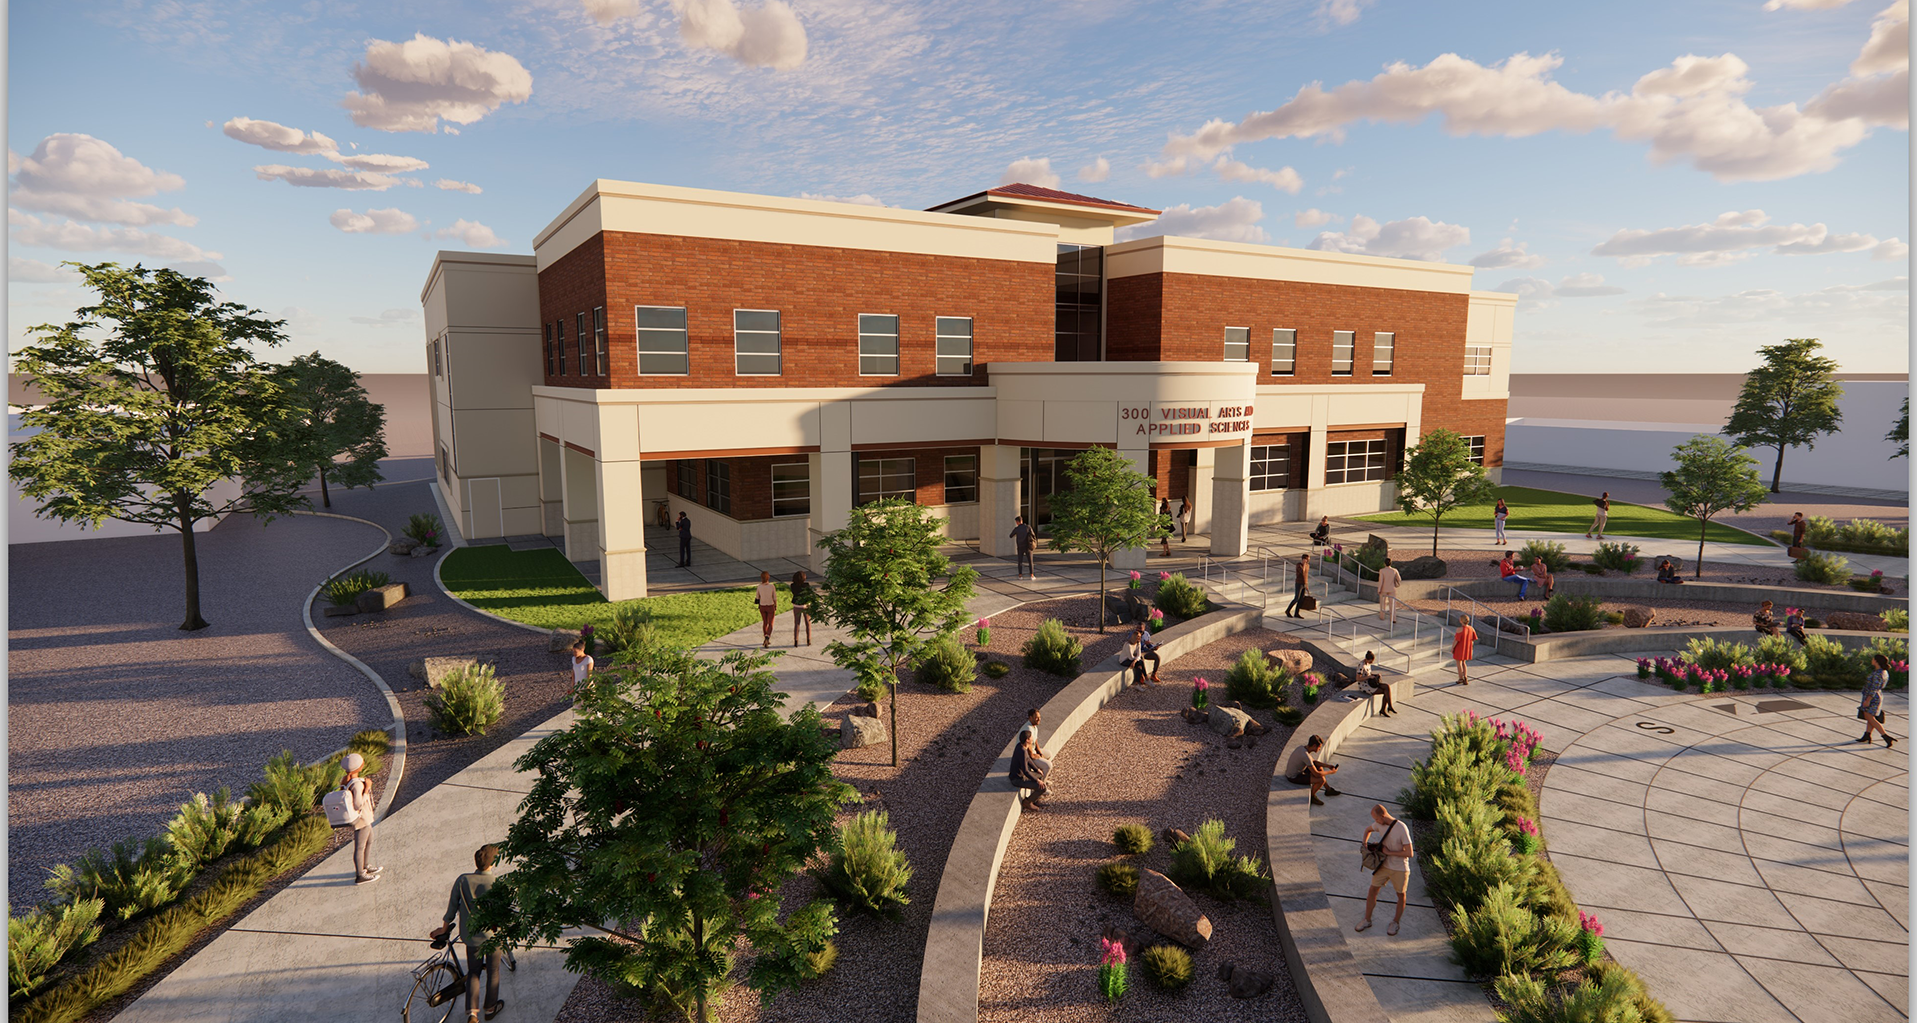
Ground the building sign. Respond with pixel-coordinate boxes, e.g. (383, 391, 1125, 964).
(1117, 401, 1256, 444)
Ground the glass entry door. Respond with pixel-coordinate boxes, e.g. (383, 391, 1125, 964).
(1019, 448, 1072, 529)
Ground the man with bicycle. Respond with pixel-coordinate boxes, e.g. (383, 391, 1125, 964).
(428, 844, 506, 1022)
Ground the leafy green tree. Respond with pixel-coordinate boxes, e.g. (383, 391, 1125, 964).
(815, 498, 979, 767)
(1724, 338, 1844, 493)
(1044, 446, 1170, 631)
(1394, 429, 1499, 557)
(274, 352, 387, 507)
(1660, 436, 1769, 578)
(9, 263, 310, 630)
(1888, 397, 1908, 459)
(477, 647, 852, 1022)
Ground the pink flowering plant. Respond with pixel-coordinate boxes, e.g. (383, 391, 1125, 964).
(1149, 608, 1165, 626)
(1575, 910, 1607, 964)
(1191, 676, 1211, 709)
(1097, 936, 1129, 1002)
(1128, 569, 1143, 591)
(1512, 814, 1542, 855)
(1158, 571, 1172, 582)
(974, 617, 991, 647)
(1636, 657, 1652, 679)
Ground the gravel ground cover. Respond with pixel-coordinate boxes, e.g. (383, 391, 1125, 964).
(554, 595, 1136, 1023)
(7, 513, 393, 916)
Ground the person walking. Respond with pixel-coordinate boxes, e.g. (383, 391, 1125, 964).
(1010, 515, 1036, 579)
(1586, 492, 1610, 540)
(1859, 654, 1896, 747)
(1789, 511, 1808, 551)
(676, 511, 693, 567)
(1452, 614, 1477, 685)
(1356, 804, 1414, 936)
(755, 571, 778, 648)
(1159, 498, 1173, 557)
(789, 569, 814, 646)
(339, 753, 381, 884)
(569, 639, 594, 704)
(1493, 498, 1509, 546)
(428, 844, 505, 1023)
(1284, 553, 1311, 618)
(1180, 496, 1194, 542)
(1376, 557, 1402, 626)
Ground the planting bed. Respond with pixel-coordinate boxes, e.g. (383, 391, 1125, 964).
(1400, 591, 1876, 632)
(1399, 545, 1906, 595)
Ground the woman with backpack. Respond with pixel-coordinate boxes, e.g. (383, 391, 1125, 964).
(327, 753, 382, 884)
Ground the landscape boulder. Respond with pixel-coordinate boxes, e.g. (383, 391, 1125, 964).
(1266, 648, 1312, 674)
(841, 713, 888, 749)
(1162, 827, 1192, 850)
(1622, 607, 1656, 629)
(322, 603, 359, 617)
(1207, 704, 1254, 737)
(1825, 611, 1888, 632)
(408, 656, 480, 689)
(1133, 870, 1211, 948)
(355, 582, 409, 613)
(850, 701, 882, 719)
(1217, 961, 1274, 998)
(548, 628, 584, 653)
(1397, 555, 1448, 580)
(388, 538, 419, 556)
(410, 545, 436, 558)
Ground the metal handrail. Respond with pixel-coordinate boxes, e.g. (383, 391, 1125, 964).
(1441, 585, 1532, 646)
(1310, 558, 1446, 675)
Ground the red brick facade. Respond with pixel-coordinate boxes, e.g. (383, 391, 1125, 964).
(539, 236, 611, 386)
(539, 232, 1053, 390)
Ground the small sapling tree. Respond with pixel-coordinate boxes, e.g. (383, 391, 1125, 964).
(1395, 429, 1498, 558)
(1045, 446, 1170, 632)
(274, 352, 387, 507)
(1660, 435, 1769, 578)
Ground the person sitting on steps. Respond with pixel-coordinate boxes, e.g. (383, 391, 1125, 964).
(1309, 516, 1331, 546)
(1784, 607, 1808, 646)
(1284, 734, 1342, 805)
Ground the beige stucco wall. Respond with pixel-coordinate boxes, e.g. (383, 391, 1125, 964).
(1104, 234, 1476, 295)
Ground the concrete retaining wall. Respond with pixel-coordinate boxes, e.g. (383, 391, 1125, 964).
(1390, 575, 1904, 616)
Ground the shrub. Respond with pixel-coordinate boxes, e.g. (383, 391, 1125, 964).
(1154, 572, 1210, 620)
(1167, 819, 1269, 902)
(981, 659, 1010, 679)
(815, 811, 912, 919)
(1684, 636, 1753, 671)
(914, 633, 977, 693)
(8, 899, 104, 1001)
(1795, 551, 1851, 585)
(853, 674, 887, 702)
(1586, 961, 1678, 1023)
(1885, 608, 1909, 633)
(1542, 594, 1605, 633)
(1425, 801, 1536, 912)
(247, 749, 341, 817)
(321, 568, 390, 607)
(404, 512, 445, 548)
(1022, 618, 1082, 677)
(1520, 540, 1571, 573)
(1495, 967, 1647, 1023)
(1223, 647, 1287, 708)
(1096, 861, 1139, 897)
(802, 939, 838, 981)
(161, 788, 286, 871)
(1803, 635, 1864, 687)
(1274, 706, 1305, 727)
(1112, 823, 1154, 855)
(428, 663, 506, 736)
(1591, 541, 1642, 574)
(45, 838, 195, 925)
(1302, 682, 1321, 704)
(1349, 543, 1389, 578)
(599, 601, 656, 655)
(1139, 944, 1194, 991)
(1754, 635, 1808, 672)
(1448, 882, 1579, 978)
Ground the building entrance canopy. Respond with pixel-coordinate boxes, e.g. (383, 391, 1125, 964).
(988, 361, 1259, 450)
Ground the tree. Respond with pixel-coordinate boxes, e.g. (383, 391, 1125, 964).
(9, 263, 311, 630)
(1044, 446, 1170, 632)
(1724, 338, 1844, 493)
(274, 352, 388, 507)
(1394, 429, 1499, 557)
(814, 499, 979, 767)
(1888, 397, 1908, 459)
(1659, 436, 1768, 579)
(477, 647, 852, 1022)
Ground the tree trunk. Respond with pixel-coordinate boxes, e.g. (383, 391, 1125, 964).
(889, 667, 900, 769)
(1695, 518, 1708, 579)
(1431, 513, 1441, 558)
(320, 465, 331, 508)
(178, 497, 209, 631)
(1098, 555, 1108, 633)
(1770, 444, 1785, 494)
(693, 913, 707, 1022)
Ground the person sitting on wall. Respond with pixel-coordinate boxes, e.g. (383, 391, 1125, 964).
(1284, 734, 1342, 806)
(1530, 558, 1555, 601)
(1011, 731, 1050, 808)
(1499, 551, 1532, 600)
(1309, 516, 1332, 546)
(1784, 607, 1809, 646)
(1754, 600, 1781, 638)
(1656, 558, 1684, 584)
(1352, 651, 1396, 716)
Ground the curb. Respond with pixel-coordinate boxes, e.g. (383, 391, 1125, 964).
(431, 547, 555, 637)
(292, 510, 407, 826)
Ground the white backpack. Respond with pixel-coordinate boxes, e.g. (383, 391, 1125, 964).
(322, 781, 361, 827)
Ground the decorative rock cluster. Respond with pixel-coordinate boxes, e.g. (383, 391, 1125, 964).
(322, 581, 409, 617)
(389, 538, 437, 559)
(841, 701, 887, 748)
(407, 655, 482, 689)
(1622, 607, 1656, 629)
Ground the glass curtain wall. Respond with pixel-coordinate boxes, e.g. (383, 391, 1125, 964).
(1019, 448, 1076, 527)
(1055, 245, 1102, 362)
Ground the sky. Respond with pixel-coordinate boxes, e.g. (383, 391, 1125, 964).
(6, 0, 1911, 376)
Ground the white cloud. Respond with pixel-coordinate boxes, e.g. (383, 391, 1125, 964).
(1554, 272, 1626, 296)
(9, 209, 221, 262)
(1805, 69, 1909, 126)
(343, 34, 534, 133)
(254, 165, 403, 190)
(1144, 155, 1196, 178)
(1001, 157, 1061, 189)
(1157, 44, 1899, 183)
(1121, 197, 1269, 244)
(9, 134, 196, 227)
(673, 0, 809, 70)
(1591, 209, 1885, 265)
(221, 117, 337, 155)
(1493, 276, 1556, 304)
(436, 219, 508, 248)
(1306, 213, 1469, 261)
(434, 179, 483, 194)
(1491, 271, 1621, 304)
(8, 257, 75, 284)
(1078, 157, 1110, 183)
(797, 191, 887, 206)
(1294, 208, 1338, 228)
(581, 0, 642, 22)
(329, 207, 422, 234)
(1853, 0, 1908, 74)
(1317, 0, 1373, 24)
(350, 308, 421, 326)
(1764, 0, 1860, 9)
(1212, 156, 1303, 193)
(165, 260, 231, 281)
(326, 152, 430, 173)
(1862, 275, 1909, 289)
(1873, 237, 1910, 260)
(1469, 237, 1547, 269)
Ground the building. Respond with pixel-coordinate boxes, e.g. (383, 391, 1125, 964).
(421, 180, 1516, 599)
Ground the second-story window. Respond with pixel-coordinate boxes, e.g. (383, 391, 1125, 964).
(637, 306, 690, 375)
(576, 312, 589, 376)
(593, 307, 607, 377)
(858, 314, 899, 376)
(735, 309, 782, 376)
(1373, 332, 1395, 376)
(1223, 326, 1250, 361)
(936, 317, 973, 376)
(1271, 328, 1296, 375)
(555, 318, 566, 375)
(1464, 345, 1492, 376)
(542, 324, 553, 376)
(1332, 331, 1355, 376)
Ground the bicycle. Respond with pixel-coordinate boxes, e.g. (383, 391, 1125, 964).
(652, 498, 670, 531)
(403, 932, 517, 1023)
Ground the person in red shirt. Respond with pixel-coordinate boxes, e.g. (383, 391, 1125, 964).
(1452, 614, 1478, 685)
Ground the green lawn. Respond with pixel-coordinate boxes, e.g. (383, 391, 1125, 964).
(440, 546, 791, 650)
(1353, 486, 1771, 546)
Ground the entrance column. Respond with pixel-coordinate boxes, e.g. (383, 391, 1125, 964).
(596, 455, 649, 600)
(1189, 447, 1216, 535)
(1210, 439, 1251, 557)
(538, 436, 563, 538)
(1111, 444, 1150, 571)
(560, 446, 599, 562)
(976, 444, 1022, 558)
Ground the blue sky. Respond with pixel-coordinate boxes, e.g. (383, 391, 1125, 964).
(7, 0, 1910, 375)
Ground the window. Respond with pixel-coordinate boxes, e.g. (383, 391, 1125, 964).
(1271, 328, 1296, 375)
(576, 312, 589, 375)
(1223, 326, 1250, 362)
(858, 314, 899, 375)
(1373, 332, 1395, 376)
(943, 454, 978, 503)
(734, 309, 781, 376)
(555, 318, 566, 375)
(1332, 331, 1355, 376)
(1324, 438, 1389, 484)
(593, 307, 607, 377)
(771, 462, 810, 517)
(857, 457, 916, 504)
(1250, 444, 1290, 491)
(637, 306, 690, 375)
(936, 317, 973, 376)
(438, 443, 450, 482)
(542, 325, 553, 376)
(674, 459, 697, 499)
(1055, 244, 1102, 362)
(705, 460, 731, 515)
(1464, 345, 1492, 376)
(1463, 435, 1486, 466)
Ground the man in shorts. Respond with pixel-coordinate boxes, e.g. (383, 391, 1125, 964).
(1357, 803, 1414, 936)
(1283, 734, 1341, 806)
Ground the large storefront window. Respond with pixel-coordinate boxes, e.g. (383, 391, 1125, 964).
(943, 454, 978, 503)
(1019, 448, 1074, 527)
(858, 314, 899, 376)
(771, 462, 810, 516)
(1325, 439, 1388, 484)
(705, 460, 732, 514)
(857, 458, 916, 504)
(1250, 445, 1289, 491)
(1055, 244, 1101, 362)
(637, 306, 689, 375)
